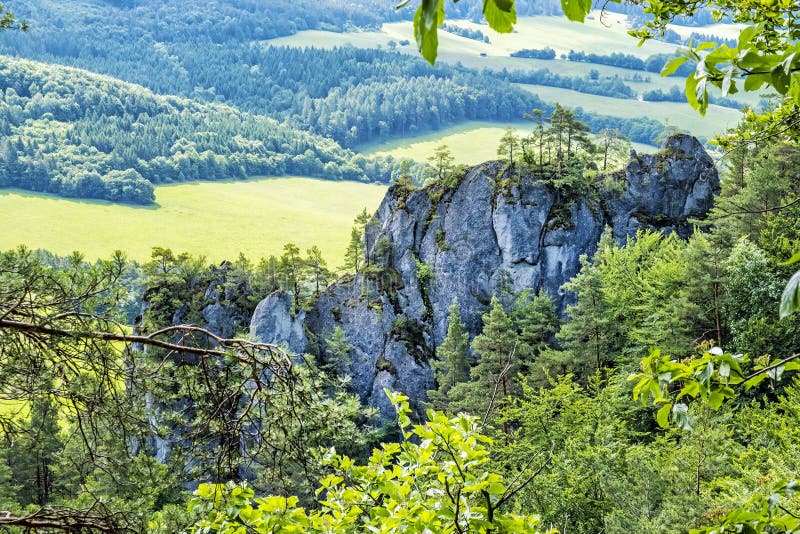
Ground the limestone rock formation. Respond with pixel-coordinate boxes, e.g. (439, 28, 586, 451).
(257, 135, 719, 417)
(250, 291, 308, 355)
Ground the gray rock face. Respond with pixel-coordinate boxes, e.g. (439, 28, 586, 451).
(250, 291, 308, 354)
(271, 135, 719, 417)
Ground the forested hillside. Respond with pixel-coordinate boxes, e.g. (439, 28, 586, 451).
(0, 0, 525, 145)
(0, 57, 404, 202)
(0, 48, 669, 203)
(0, 0, 672, 152)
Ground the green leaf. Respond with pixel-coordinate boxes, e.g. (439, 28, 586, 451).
(560, 0, 590, 23)
(744, 72, 770, 91)
(414, 0, 442, 65)
(784, 361, 800, 372)
(779, 269, 800, 318)
(677, 381, 701, 400)
(656, 402, 672, 428)
(708, 390, 724, 410)
(771, 63, 791, 94)
(698, 361, 714, 385)
(685, 74, 700, 111)
(491, 0, 514, 12)
(744, 373, 769, 391)
(781, 52, 797, 75)
(737, 25, 760, 49)
(780, 251, 800, 266)
(661, 56, 688, 77)
(484, 0, 516, 33)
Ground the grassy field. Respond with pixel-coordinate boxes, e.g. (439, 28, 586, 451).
(516, 84, 741, 140)
(406, 13, 677, 59)
(1, 177, 387, 266)
(268, 14, 756, 109)
(358, 121, 657, 165)
(270, 14, 677, 59)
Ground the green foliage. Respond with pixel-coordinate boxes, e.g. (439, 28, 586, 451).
(428, 298, 471, 411)
(412, 0, 516, 65)
(0, 3, 24, 32)
(448, 296, 519, 422)
(181, 390, 547, 533)
(324, 325, 352, 375)
(0, 58, 398, 203)
(781, 267, 800, 319)
(497, 127, 521, 169)
(630, 344, 800, 430)
(425, 144, 456, 187)
(414, 256, 434, 287)
(558, 254, 613, 373)
(691, 480, 800, 534)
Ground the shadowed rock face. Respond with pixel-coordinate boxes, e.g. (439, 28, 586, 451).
(253, 134, 720, 418)
(250, 291, 307, 355)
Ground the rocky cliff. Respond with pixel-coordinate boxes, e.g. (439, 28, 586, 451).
(251, 134, 719, 417)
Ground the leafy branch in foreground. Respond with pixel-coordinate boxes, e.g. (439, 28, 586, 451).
(630, 346, 800, 532)
(0, 2, 25, 32)
(630, 347, 800, 430)
(178, 390, 550, 533)
(690, 480, 800, 534)
(0, 246, 368, 529)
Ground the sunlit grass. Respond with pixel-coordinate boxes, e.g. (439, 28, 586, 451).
(358, 120, 657, 166)
(1, 177, 387, 265)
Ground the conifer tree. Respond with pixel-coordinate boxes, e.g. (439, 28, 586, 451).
(497, 127, 521, 169)
(426, 144, 455, 185)
(558, 254, 612, 373)
(305, 245, 330, 297)
(343, 227, 363, 273)
(450, 296, 520, 422)
(279, 243, 303, 309)
(511, 290, 559, 359)
(428, 298, 470, 412)
(10, 394, 63, 506)
(324, 325, 352, 376)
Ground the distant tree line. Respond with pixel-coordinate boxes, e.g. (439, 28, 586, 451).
(441, 23, 490, 43)
(510, 48, 556, 60)
(566, 50, 697, 77)
(0, 0, 671, 151)
(686, 32, 737, 48)
(500, 68, 636, 99)
(0, 2, 547, 148)
(643, 85, 742, 109)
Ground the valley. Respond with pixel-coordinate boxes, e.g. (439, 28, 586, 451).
(0, 0, 797, 532)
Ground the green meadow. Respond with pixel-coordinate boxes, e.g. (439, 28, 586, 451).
(359, 121, 657, 165)
(1, 177, 387, 266)
(515, 85, 742, 140)
(269, 14, 756, 115)
(270, 14, 678, 58)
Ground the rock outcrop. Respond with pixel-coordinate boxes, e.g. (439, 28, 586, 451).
(250, 291, 308, 355)
(254, 135, 719, 417)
